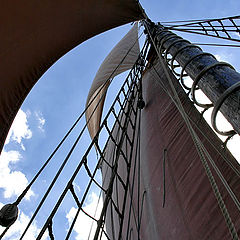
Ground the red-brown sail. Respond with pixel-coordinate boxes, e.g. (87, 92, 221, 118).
(102, 58, 240, 239)
(0, 0, 144, 153)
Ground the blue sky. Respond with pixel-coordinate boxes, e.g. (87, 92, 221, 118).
(1, 0, 240, 239)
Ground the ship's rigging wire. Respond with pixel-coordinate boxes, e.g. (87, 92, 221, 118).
(162, 15, 240, 27)
(94, 78, 140, 239)
(0, 30, 144, 240)
(82, 83, 138, 240)
(192, 43, 240, 47)
(144, 20, 240, 239)
(38, 74, 136, 239)
(137, 111, 145, 239)
(161, 15, 240, 25)
(1, 16, 240, 239)
(126, 99, 142, 239)
(87, 109, 125, 240)
(164, 15, 240, 44)
(47, 219, 54, 240)
(35, 45, 148, 239)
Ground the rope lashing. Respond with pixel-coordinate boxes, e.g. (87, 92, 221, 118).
(211, 81, 240, 136)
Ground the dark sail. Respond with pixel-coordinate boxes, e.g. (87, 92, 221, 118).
(1, 14, 240, 239)
(0, 0, 144, 153)
(102, 55, 240, 239)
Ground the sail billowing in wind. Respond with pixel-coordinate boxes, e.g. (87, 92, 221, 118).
(0, 0, 144, 153)
(86, 23, 140, 140)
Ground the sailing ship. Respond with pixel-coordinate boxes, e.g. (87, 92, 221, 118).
(0, 1, 240, 239)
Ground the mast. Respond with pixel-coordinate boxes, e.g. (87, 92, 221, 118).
(144, 20, 240, 136)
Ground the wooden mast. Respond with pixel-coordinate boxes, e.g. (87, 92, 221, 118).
(147, 22, 240, 136)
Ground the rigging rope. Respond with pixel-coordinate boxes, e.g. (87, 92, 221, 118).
(164, 15, 240, 43)
(33, 44, 149, 239)
(192, 43, 240, 47)
(0, 28, 145, 240)
(3, 16, 240, 239)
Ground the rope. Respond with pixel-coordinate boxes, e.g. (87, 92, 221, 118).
(11, 28, 145, 240)
(94, 86, 138, 240)
(126, 93, 143, 239)
(168, 28, 240, 43)
(34, 48, 147, 239)
(193, 43, 240, 47)
(87, 90, 132, 240)
(66, 78, 139, 240)
(47, 219, 54, 240)
(164, 15, 240, 27)
(137, 110, 143, 239)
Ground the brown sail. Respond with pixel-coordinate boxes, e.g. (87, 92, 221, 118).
(0, 0, 144, 153)
(1, 6, 240, 237)
(102, 57, 240, 239)
(86, 23, 140, 141)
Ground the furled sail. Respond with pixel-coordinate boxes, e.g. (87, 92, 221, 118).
(86, 23, 140, 140)
(0, 0, 144, 153)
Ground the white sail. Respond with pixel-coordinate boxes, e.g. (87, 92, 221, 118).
(86, 23, 140, 140)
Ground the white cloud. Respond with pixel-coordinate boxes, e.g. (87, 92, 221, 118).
(0, 202, 48, 240)
(5, 109, 32, 150)
(0, 150, 34, 200)
(214, 53, 234, 65)
(227, 134, 240, 159)
(73, 182, 81, 193)
(194, 92, 240, 162)
(66, 191, 107, 240)
(34, 111, 45, 132)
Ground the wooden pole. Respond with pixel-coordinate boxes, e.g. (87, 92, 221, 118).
(151, 23, 240, 135)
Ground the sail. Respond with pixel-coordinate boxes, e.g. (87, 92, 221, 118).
(138, 60, 240, 239)
(102, 58, 240, 239)
(2, 13, 240, 239)
(0, 0, 144, 153)
(86, 23, 140, 140)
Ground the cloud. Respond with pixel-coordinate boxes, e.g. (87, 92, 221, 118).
(34, 111, 45, 132)
(227, 134, 240, 160)
(73, 182, 81, 193)
(0, 202, 48, 240)
(214, 53, 234, 65)
(5, 109, 32, 150)
(0, 150, 34, 200)
(0, 108, 34, 200)
(194, 92, 240, 162)
(66, 191, 107, 240)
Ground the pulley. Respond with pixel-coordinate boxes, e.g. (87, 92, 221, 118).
(0, 203, 18, 227)
(137, 98, 145, 109)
